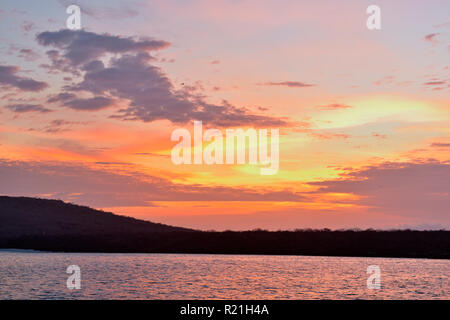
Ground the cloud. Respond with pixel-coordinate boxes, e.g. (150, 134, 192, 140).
(424, 33, 439, 44)
(63, 96, 116, 111)
(1, 158, 447, 230)
(308, 132, 350, 140)
(260, 81, 316, 88)
(5, 104, 52, 113)
(36, 30, 288, 127)
(32, 119, 86, 133)
(21, 21, 35, 33)
(0, 65, 48, 91)
(47, 92, 115, 111)
(433, 22, 450, 29)
(18, 48, 40, 62)
(316, 103, 352, 110)
(47, 92, 77, 103)
(309, 161, 450, 221)
(36, 29, 170, 68)
(430, 142, 450, 148)
(373, 75, 414, 87)
(40, 50, 73, 74)
(0, 160, 304, 207)
(372, 133, 387, 139)
(133, 152, 170, 158)
(423, 80, 446, 86)
(373, 75, 395, 86)
(422, 79, 447, 91)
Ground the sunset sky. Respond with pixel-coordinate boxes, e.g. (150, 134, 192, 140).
(0, 0, 449, 230)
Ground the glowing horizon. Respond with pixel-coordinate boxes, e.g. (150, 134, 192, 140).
(0, 0, 449, 230)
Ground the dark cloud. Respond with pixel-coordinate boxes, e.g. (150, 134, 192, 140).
(40, 50, 73, 74)
(423, 79, 447, 91)
(36, 29, 170, 68)
(423, 80, 446, 86)
(36, 30, 288, 127)
(5, 104, 52, 113)
(0, 65, 48, 91)
(430, 142, 450, 148)
(47, 92, 77, 103)
(0, 160, 304, 207)
(309, 161, 450, 221)
(63, 96, 115, 111)
(47, 91, 115, 111)
(81, 60, 105, 72)
(260, 81, 316, 88)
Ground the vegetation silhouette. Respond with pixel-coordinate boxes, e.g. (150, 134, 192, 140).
(1, 196, 449, 259)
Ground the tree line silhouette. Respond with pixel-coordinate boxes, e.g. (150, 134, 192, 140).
(2, 230, 449, 259)
(1, 196, 449, 259)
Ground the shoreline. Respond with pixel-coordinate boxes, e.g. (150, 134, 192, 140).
(1, 248, 448, 260)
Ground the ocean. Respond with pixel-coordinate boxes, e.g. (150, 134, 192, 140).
(0, 250, 448, 299)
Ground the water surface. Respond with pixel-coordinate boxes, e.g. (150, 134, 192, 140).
(0, 251, 448, 299)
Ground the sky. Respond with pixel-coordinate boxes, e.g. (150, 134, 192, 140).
(0, 0, 449, 230)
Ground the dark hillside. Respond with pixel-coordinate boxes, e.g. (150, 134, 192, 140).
(1, 196, 449, 259)
(0, 196, 191, 238)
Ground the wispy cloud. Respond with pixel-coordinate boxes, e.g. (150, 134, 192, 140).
(424, 33, 440, 45)
(0, 65, 48, 91)
(260, 81, 316, 88)
(18, 48, 41, 62)
(430, 142, 450, 148)
(316, 103, 352, 110)
(5, 104, 52, 113)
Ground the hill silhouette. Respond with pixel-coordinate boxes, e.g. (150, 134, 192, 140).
(1, 196, 449, 259)
(0, 196, 191, 238)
